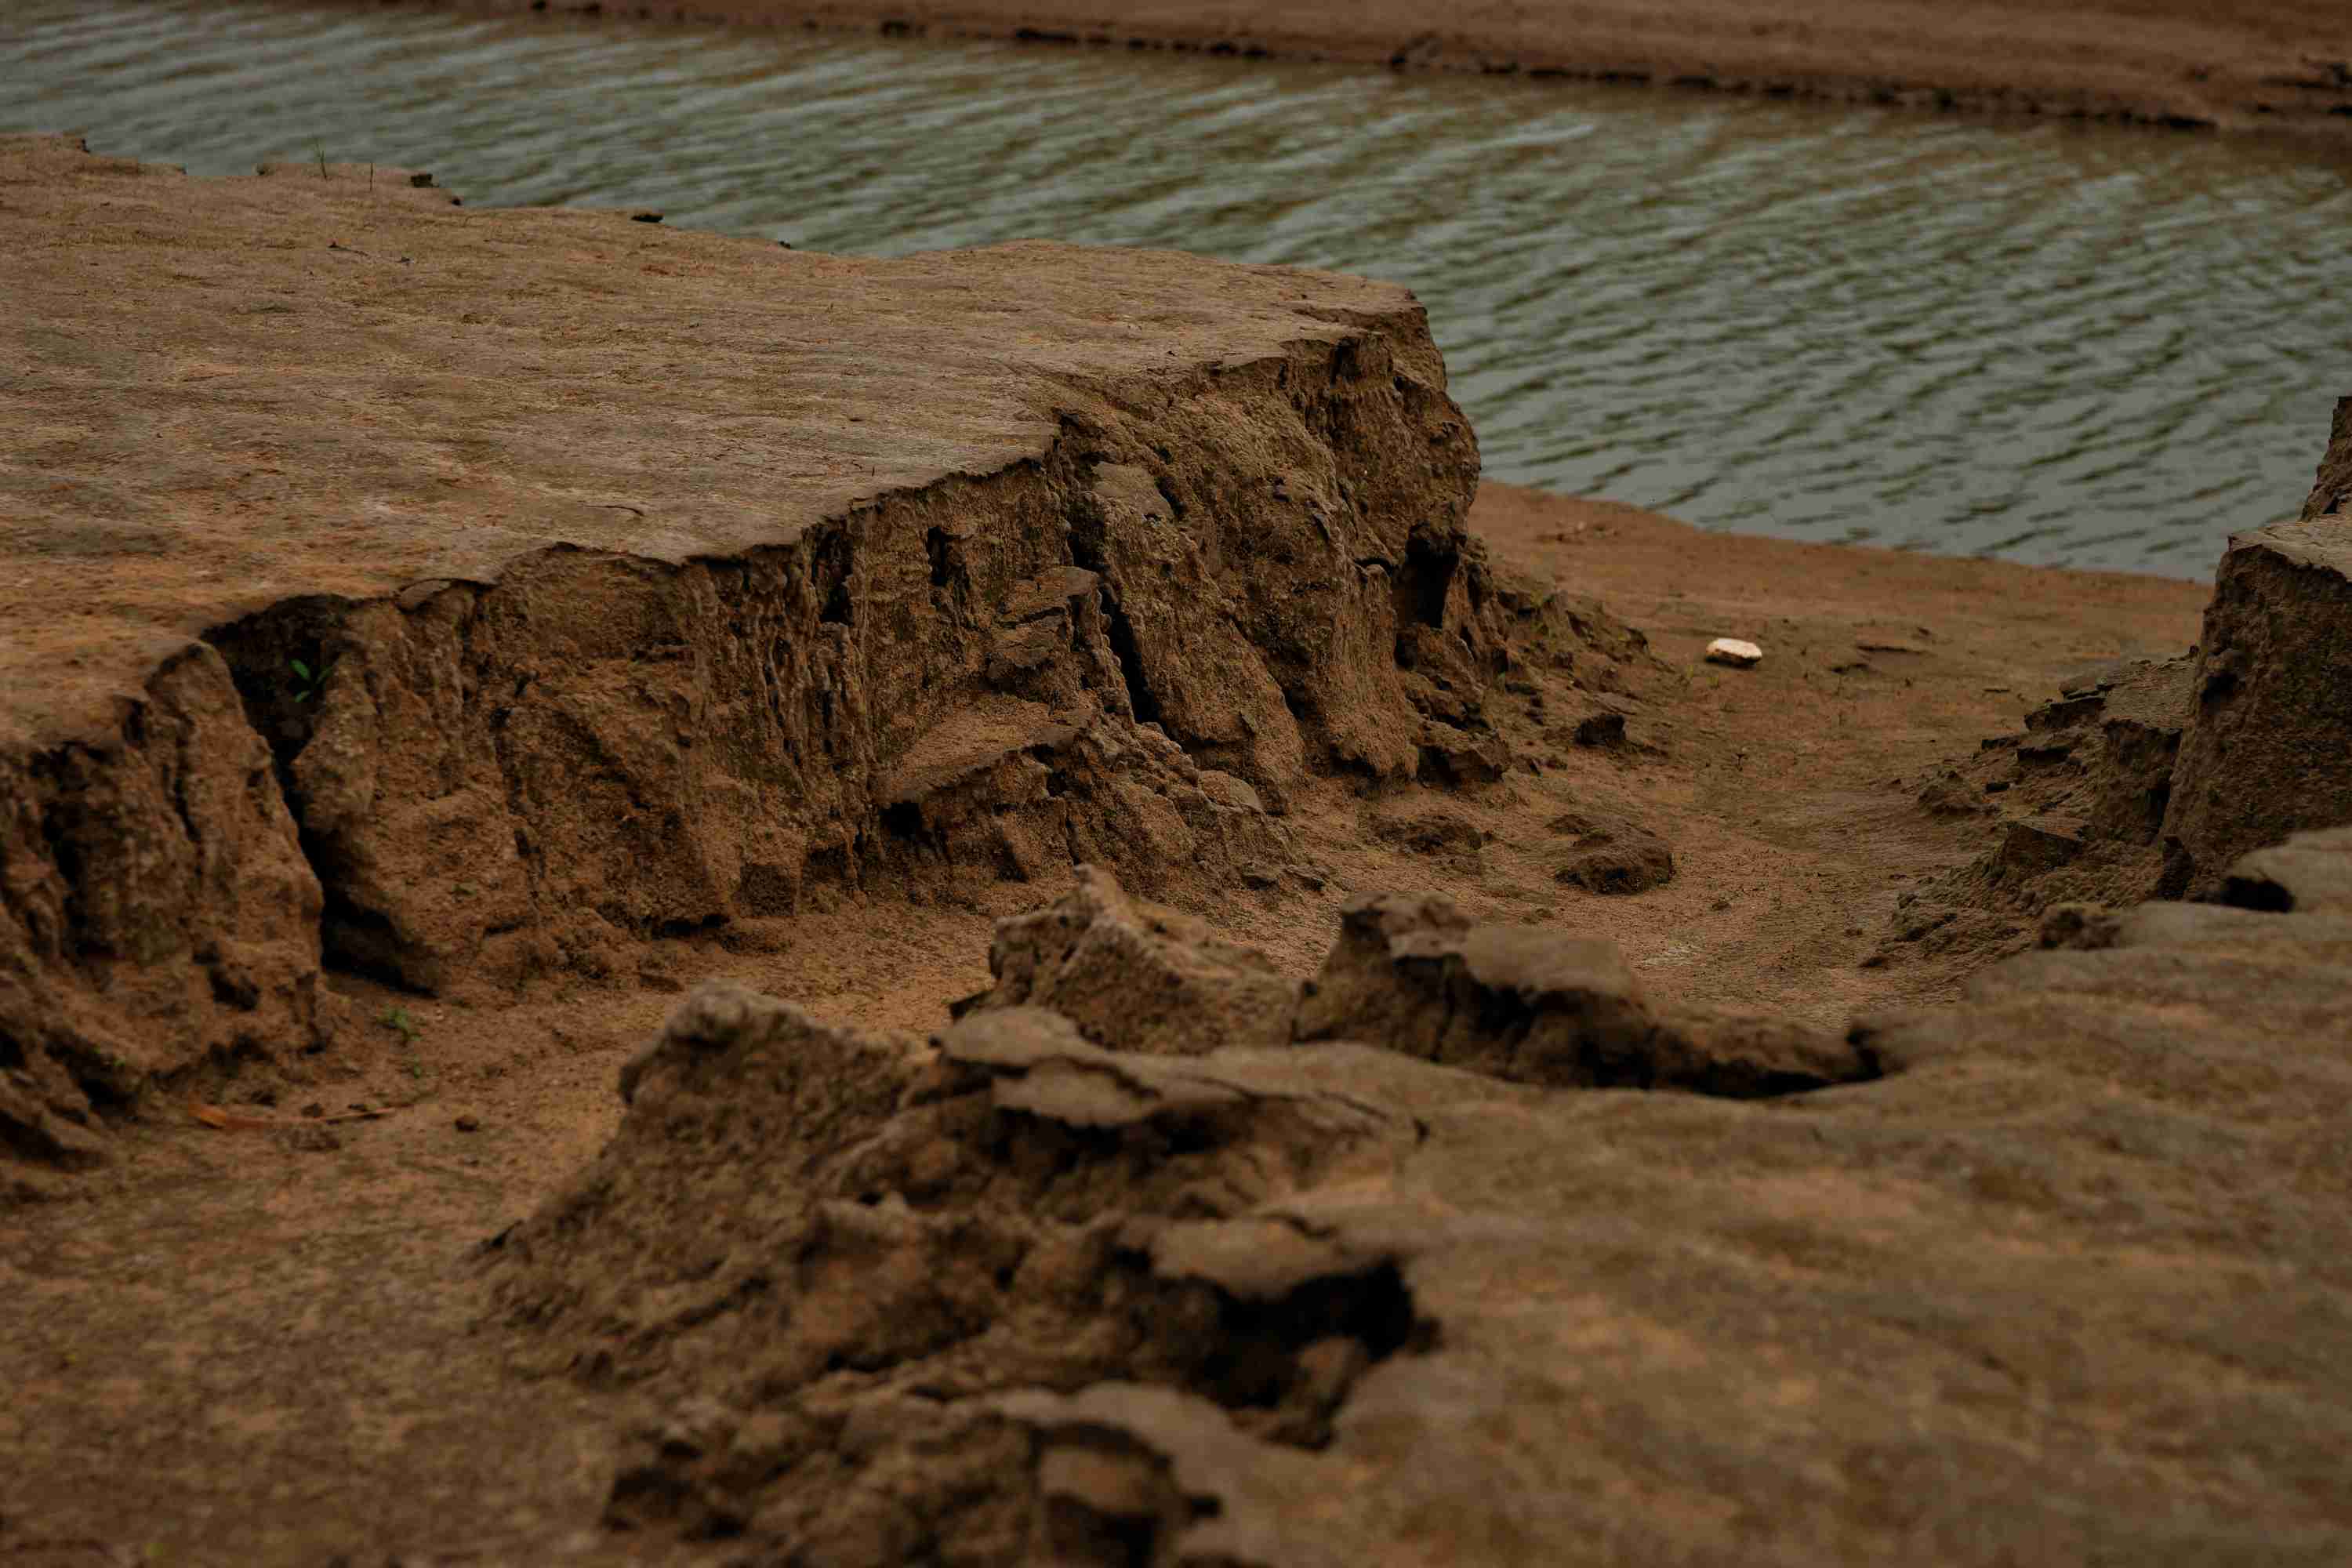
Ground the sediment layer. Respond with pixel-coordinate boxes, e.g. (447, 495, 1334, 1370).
(353, 0, 2352, 146)
(0, 132, 1517, 1174)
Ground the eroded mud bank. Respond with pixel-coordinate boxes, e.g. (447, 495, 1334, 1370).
(1, 132, 1648, 1187)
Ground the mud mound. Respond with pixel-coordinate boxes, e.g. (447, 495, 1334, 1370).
(953, 869, 1864, 1095)
(0, 132, 1540, 1182)
(1543, 807, 1677, 894)
(2216, 824, 2352, 915)
(485, 982, 1446, 1548)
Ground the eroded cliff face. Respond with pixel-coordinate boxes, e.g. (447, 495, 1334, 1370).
(2302, 394, 2352, 522)
(0, 647, 326, 1191)
(0, 133, 1525, 1185)
(204, 326, 1490, 998)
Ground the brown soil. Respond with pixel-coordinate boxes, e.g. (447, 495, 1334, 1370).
(345, 0, 2352, 147)
(11, 131, 2341, 1566)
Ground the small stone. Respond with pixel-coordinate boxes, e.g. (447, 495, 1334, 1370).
(630, 211, 663, 223)
(455, 1115, 481, 1134)
(1571, 711, 1627, 747)
(301, 1102, 326, 1119)
(1555, 827, 1676, 895)
(1195, 769, 1265, 812)
(1705, 637, 1763, 668)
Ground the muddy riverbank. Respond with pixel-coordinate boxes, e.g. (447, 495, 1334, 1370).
(5, 133, 2351, 1565)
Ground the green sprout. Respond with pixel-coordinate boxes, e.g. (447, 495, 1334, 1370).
(289, 657, 331, 703)
(377, 1005, 421, 1044)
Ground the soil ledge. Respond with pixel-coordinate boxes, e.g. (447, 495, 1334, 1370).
(0, 130, 1541, 1179)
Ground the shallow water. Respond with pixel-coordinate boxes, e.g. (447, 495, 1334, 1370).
(7, 0, 2349, 575)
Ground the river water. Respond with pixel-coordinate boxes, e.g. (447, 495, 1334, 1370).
(8, 0, 2349, 575)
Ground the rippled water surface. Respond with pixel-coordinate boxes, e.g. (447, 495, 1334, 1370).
(8, 0, 2349, 574)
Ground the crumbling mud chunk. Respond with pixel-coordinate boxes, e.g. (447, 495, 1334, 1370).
(489, 982, 1443, 1554)
(1293, 891, 1868, 1095)
(955, 864, 1300, 1054)
(2161, 517, 2352, 897)
(1546, 809, 1677, 895)
(1887, 655, 2192, 964)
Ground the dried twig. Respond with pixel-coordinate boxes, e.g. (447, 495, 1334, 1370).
(188, 1100, 387, 1132)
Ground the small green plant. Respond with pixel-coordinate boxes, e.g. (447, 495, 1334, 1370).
(377, 1005, 421, 1044)
(314, 144, 328, 180)
(289, 656, 331, 703)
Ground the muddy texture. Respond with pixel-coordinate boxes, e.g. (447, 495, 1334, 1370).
(1544, 809, 1677, 895)
(0, 464, 2245, 1562)
(2213, 824, 2352, 914)
(487, 982, 1438, 1552)
(486, 817, 2352, 1566)
(0, 131, 1507, 1181)
(958, 864, 1301, 1055)
(355, 0, 2352, 147)
(960, 871, 1870, 1098)
(1294, 890, 1868, 1096)
(24, 114, 2341, 1566)
(2161, 517, 2352, 897)
(1875, 655, 2192, 968)
(0, 646, 328, 1199)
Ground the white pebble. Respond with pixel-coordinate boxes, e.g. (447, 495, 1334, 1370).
(1705, 637, 1764, 668)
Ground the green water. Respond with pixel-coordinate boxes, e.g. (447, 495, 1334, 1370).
(7, 0, 2348, 574)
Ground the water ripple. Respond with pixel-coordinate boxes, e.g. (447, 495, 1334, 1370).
(5, 0, 2348, 576)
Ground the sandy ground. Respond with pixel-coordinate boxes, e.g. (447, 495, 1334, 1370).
(341, 0, 2352, 145)
(0, 482, 2209, 1563)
